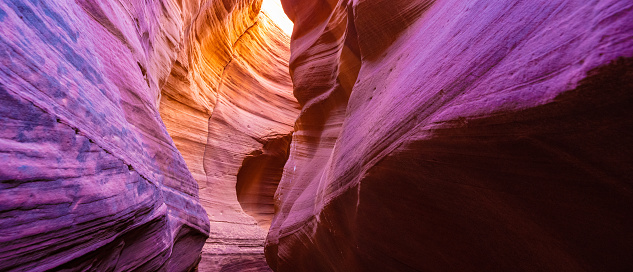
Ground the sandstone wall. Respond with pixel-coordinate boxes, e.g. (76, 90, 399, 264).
(0, 0, 210, 270)
(158, 0, 298, 268)
(0, 0, 297, 271)
(266, 0, 633, 271)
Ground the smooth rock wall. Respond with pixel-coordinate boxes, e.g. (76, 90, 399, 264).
(158, 1, 298, 270)
(0, 0, 210, 270)
(266, 0, 633, 271)
(0, 0, 298, 270)
(159, 0, 263, 185)
(199, 15, 297, 272)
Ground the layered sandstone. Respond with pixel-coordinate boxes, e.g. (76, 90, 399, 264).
(158, 1, 298, 270)
(266, 0, 633, 271)
(0, 0, 296, 271)
(0, 0, 210, 270)
(160, 2, 297, 269)
(4, 0, 632, 270)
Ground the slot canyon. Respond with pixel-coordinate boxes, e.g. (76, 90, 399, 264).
(0, 0, 632, 271)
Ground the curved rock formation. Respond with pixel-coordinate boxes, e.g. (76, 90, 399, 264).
(237, 133, 293, 229)
(159, 0, 298, 271)
(4, 0, 632, 270)
(266, 0, 633, 271)
(0, 0, 210, 270)
(0, 0, 296, 270)
(199, 15, 297, 271)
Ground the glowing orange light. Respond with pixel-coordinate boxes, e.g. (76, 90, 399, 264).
(261, 0, 294, 36)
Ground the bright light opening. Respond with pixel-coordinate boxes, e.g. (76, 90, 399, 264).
(261, 0, 293, 36)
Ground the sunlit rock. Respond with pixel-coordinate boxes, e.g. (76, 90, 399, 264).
(0, 0, 296, 271)
(159, 2, 298, 268)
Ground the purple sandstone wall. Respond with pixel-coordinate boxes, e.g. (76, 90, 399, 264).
(266, 0, 633, 271)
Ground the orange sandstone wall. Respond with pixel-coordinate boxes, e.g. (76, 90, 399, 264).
(158, 1, 298, 270)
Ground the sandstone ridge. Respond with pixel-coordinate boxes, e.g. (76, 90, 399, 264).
(266, 0, 633, 271)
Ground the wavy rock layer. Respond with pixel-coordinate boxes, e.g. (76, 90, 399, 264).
(0, 0, 210, 270)
(200, 16, 297, 272)
(0, 0, 296, 270)
(158, 1, 298, 271)
(266, 0, 633, 271)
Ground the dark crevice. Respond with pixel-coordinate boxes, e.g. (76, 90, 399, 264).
(236, 133, 293, 230)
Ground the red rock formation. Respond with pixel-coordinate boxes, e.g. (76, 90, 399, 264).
(266, 0, 633, 271)
(199, 15, 297, 272)
(159, 0, 298, 270)
(5, 0, 631, 270)
(0, 0, 296, 270)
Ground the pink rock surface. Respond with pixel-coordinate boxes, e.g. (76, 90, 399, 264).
(0, 0, 234, 270)
(1, 0, 297, 270)
(4, 0, 633, 270)
(266, 0, 633, 271)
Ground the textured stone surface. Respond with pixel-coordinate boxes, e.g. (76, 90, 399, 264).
(237, 133, 293, 230)
(0, 0, 298, 270)
(0, 0, 300, 270)
(157, 0, 298, 270)
(199, 15, 297, 272)
(0, 0, 211, 270)
(5, 0, 632, 270)
(266, 0, 633, 271)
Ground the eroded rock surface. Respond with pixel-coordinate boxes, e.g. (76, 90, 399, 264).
(266, 0, 633, 271)
(0, 0, 297, 270)
(158, 1, 298, 271)
(0, 0, 210, 270)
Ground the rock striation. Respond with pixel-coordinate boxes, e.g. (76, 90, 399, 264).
(4, 0, 633, 270)
(0, 0, 296, 271)
(158, 0, 298, 270)
(266, 0, 633, 271)
(0, 0, 210, 270)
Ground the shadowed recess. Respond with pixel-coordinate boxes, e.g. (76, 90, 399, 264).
(236, 134, 293, 230)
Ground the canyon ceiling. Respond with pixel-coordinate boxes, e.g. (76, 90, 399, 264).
(1, 0, 632, 271)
